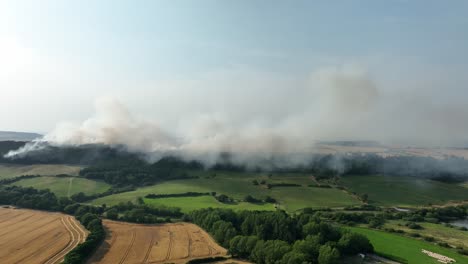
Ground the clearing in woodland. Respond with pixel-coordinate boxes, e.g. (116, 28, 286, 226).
(88, 220, 227, 264)
(0, 207, 88, 264)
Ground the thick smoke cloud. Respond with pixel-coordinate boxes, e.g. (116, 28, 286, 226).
(6, 65, 468, 166)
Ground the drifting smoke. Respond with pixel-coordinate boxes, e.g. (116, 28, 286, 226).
(5, 64, 468, 167)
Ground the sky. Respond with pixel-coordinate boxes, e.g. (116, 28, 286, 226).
(1, 0, 468, 148)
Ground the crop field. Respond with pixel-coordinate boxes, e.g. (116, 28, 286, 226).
(0, 164, 82, 179)
(10, 176, 111, 197)
(348, 227, 468, 264)
(0, 207, 87, 264)
(340, 175, 468, 206)
(88, 220, 227, 264)
(90, 172, 361, 212)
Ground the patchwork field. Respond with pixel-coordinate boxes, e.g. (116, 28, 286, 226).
(348, 227, 468, 264)
(90, 173, 361, 212)
(0, 164, 82, 179)
(88, 220, 227, 264)
(0, 207, 87, 264)
(10, 176, 111, 197)
(340, 175, 468, 206)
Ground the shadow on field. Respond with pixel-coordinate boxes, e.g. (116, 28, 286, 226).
(87, 226, 113, 263)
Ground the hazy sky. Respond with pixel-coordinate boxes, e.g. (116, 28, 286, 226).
(1, 1, 468, 146)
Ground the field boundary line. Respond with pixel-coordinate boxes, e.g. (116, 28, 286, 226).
(118, 229, 136, 264)
(44, 217, 80, 264)
(68, 216, 87, 242)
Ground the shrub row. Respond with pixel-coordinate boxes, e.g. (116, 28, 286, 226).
(145, 192, 211, 199)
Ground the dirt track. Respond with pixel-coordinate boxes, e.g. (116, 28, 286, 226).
(0, 207, 88, 264)
(88, 220, 227, 264)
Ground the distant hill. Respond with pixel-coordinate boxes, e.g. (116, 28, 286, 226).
(0, 131, 42, 141)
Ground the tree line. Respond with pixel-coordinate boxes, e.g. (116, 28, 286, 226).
(187, 208, 373, 264)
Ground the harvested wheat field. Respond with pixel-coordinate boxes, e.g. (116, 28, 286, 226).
(88, 220, 227, 264)
(0, 207, 88, 264)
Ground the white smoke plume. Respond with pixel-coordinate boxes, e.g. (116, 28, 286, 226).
(6, 64, 468, 165)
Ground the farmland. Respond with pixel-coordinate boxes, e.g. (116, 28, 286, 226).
(9, 176, 111, 197)
(88, 220, 227, 264)
(340, 175, 468, 206)
(0, 164, 82, 179)
(384, 220, 468, 249)
(90, 172, 361, 212)
(0, 207, 87, 264)
(143, 196, 275, 213)
(348, 227, 468, 264)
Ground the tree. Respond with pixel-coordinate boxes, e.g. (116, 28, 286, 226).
(265, 196, 276, 203)
(251, 240, 291, 264)
(337, 232, 373, 255)
(136, 197, 144, 205)
(361, 193, 369, 203)
(292, 235, 321, 261)
(216, 194, 230, 203)
(318, 245, 340, 264)
(229, 235, 259, 258)
(106, 208, 119, 220)
(71, 192, 88, 202)
(281, 251, 307, 264)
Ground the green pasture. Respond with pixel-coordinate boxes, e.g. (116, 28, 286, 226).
(9, 176, 110, 197)
(90, 171, 360, 211)
(0, 164, 82, 179)
(143, 195, 275, 213)
(348, 227, 468, 264)
(340, 175, 468, 206)
(384, 220, 468, 248)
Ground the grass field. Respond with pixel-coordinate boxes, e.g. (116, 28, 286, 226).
(384, 220, 468, 248)
(0, 164, 82, 179)
(90, 171, 360, 212)
(144, 196, 275, 213)
(9, 176, 110, 197)
(348, 227, 468, 264)
(340, 175, 468, 206)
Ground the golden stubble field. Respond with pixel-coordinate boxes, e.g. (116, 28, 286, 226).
(0, 207, 88, 264)
(88, 220, 227, 264)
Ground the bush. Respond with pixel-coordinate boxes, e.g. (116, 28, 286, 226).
(423, 236, 435, 242)
(405, 222, 423, 230)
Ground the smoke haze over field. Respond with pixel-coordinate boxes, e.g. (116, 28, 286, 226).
(6, 65, 468, 166)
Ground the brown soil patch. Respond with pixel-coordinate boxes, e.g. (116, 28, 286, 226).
(0, 207, 88, 264)
(88, 220, 227, 264)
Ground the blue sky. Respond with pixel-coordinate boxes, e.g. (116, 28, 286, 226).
(3, 0, 468, 75)
(1, 1, 468, 146)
